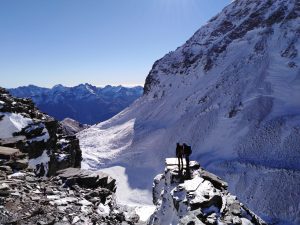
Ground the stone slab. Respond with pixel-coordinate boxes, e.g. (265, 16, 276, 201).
(0, 146, 20, 159)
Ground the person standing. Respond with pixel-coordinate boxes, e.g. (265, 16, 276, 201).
(176, 143, 184, 174)
(183, 143, 192, 179)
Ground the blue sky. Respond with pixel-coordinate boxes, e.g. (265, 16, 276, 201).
(0, 0, 230, 88)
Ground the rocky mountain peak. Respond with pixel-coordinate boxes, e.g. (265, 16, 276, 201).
(144, 0, 299, 95)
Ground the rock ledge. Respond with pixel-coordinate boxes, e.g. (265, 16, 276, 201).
(148, 158, 267, 225)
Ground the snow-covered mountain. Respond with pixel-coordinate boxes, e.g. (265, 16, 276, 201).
(78, 0, 300, 224)
(9, 84, 143, 125)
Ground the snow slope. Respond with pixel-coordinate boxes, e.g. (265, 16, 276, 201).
(78, 0, 300, 224)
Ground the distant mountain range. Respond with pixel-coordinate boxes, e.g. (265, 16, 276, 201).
(9, 84, 143, 125)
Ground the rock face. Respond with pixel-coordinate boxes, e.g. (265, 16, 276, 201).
(9, 83, 143, 125)
(61, 118, 90, 135)
(149, 158, 266, 225)
(78, 0, 300, 224)
(0, 87, 82, 176)
(57, 168, 116, 191)
(0, 168, 140, 225)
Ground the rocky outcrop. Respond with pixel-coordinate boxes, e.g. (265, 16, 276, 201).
(0, 168, 140, 225)
(0, 87, 82, 176)
(57, 168, 116, 191)
(148, 158, 267, 225)
(61, 118, 90, 135)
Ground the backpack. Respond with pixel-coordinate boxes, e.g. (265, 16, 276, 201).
(185, 145, 192, 155)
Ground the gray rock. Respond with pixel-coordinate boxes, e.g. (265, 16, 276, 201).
(198, 169, 228, 190)
(0, 168, 140, 225)
(0, 146, 21, 160)
(0, 165, 13, 174)
(0, 87, 82, 177)
(57, 168, 116, 192)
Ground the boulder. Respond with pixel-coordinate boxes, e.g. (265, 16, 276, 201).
(0, 165, 13, 174)
(57, 168, 116, 192)
(0, 146, 21, 160)
(5, 158, 28, 170)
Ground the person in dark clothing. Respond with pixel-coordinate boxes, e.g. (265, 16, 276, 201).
(176, 143, 184, 174)
(183, 143, 192, 179)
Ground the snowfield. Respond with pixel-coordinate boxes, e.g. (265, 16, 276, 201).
(78, 0, 300, 224)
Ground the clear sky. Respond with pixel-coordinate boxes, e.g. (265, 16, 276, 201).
(0, 0, 230, 88)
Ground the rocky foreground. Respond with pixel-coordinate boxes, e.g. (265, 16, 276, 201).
(0, 167, 140, 225)
(0, 156, 268, 225)
(149, 158, 267, 225)
(0, 87, 141, 225)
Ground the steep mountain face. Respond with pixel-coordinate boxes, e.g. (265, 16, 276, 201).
(78, 0, 300, 224)
(9, 84, 143, 125)
(0, 87, 81, 176)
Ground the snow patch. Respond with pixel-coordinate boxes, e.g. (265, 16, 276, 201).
(27, 128, 50, 143)
(100, 166, 155, 221)
(8, 172, 26, 179)
(0, 113, 33, 139)
(28, 150, 50, 175)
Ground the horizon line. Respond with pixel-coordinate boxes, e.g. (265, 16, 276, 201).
(3, 82, 145, 89)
